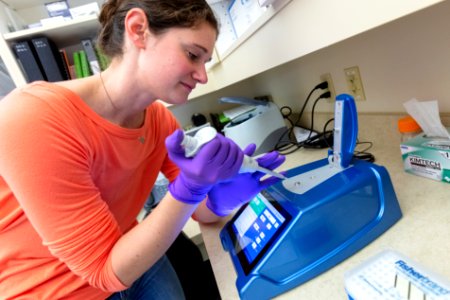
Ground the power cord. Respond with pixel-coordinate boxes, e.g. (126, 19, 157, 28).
(275, 86, 331, 155)
(305, 91, 331, 141)
(353, 140, 375, 162)
(303, 116, 334, 149)
(294, 81, 328, 127)
(277, 81, 329, 149)
(273, 82, 376, 161)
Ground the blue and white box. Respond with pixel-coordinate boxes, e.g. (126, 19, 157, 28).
(400, 132, 450, 184)
(345, 250, 450, 300)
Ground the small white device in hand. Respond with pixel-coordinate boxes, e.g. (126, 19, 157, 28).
(181, 127, 286, 179)
(181, 127, 217, 157)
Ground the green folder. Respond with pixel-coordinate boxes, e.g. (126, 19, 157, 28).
(79, 50, 91, 77)
(73, 51, 83, 78)
(95, 45, 111, 71)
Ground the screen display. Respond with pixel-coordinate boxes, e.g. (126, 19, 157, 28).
(228, 190, 290, 274)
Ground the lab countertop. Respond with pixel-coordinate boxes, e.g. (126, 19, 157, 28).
(199, 131, 450, 299)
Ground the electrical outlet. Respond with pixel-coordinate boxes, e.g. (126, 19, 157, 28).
(344, 66, 366, 101)
(320, 73, 336, 101)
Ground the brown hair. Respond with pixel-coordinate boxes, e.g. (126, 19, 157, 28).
(98, 0, 218, 58)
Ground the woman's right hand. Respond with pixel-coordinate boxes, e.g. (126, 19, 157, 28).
(165, 129, 244, 204)
(206, 144, 286, 216)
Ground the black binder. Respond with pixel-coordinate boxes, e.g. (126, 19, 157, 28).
(12, 40, 47, 83)
(31, 36, 69, 82)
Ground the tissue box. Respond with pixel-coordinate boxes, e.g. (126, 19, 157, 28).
(345, 250, 450, 300)
(400, 131, 450, 184)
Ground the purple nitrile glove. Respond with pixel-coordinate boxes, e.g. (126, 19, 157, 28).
(206, 144, 286, 216)
(165, 129, 244, 204)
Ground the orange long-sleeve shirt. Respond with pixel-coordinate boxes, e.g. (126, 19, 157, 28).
(0, 82, 180, 299)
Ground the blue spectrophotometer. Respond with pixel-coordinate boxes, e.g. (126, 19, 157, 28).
(220, 94, 402, 300)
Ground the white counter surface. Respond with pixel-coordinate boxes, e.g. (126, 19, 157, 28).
(199, 115, 450, 300)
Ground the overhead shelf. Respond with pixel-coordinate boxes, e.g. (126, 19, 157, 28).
(3, 14, 99, 48)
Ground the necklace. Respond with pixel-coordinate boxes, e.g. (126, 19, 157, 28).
(99, 72, 118, 110)
(99, 72, 145, 144)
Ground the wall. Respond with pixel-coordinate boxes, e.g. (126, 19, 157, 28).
(0, 2, 27, 33)
(0, 2, 11, 33)
(250, 0, 450, 114)
(177, 0, 450, 127)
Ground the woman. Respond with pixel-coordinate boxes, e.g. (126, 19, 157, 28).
(0, 0, 285, 299)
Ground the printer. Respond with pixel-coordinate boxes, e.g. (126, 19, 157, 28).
(220, 97, 287, 155)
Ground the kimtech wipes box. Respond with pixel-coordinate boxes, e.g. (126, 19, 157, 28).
(400, 131, 450, 183)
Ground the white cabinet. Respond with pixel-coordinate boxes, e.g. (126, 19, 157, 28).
(0, 14, 99, 87)
(190, 0, 445, 99)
